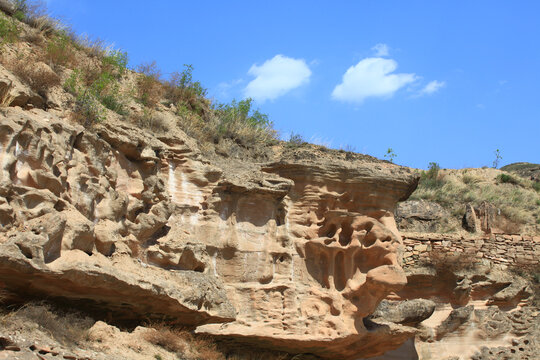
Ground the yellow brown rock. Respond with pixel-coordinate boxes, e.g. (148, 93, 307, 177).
(0, 106, 419, 358)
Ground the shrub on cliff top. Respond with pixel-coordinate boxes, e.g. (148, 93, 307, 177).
(46, 31, 77, 69)
(136, 61, 164, 108)
(0, 12, 20, 44)
(419, 162, 443, 188)
(165, 64, 208, 115)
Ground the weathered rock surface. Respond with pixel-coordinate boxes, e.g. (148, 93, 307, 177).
(384, 263, 539, 360)
(369, 299, 436, 326)
(0, 108, 234, 325)
(0, 106, 420, 358)
(395, 200, 449, 233)
(0, 65, 44, 109)
(463, 203, 481, 233)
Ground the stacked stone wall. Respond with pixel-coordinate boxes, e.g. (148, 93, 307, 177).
(402, 232, 540, 268)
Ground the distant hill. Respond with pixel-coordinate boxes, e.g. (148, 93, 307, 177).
(501, 162, 540, 181)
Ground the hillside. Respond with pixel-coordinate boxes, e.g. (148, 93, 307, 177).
(0, 3, 538, 360)
(397, 166, 540, 235)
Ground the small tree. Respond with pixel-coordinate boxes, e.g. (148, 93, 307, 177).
(420, 162, 442, 188)
(384, 148, 397, 163)
(493, 149, 502, 169)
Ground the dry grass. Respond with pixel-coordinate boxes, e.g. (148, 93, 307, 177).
(46, 31, 77, 70)
(0, 79, 15, 106)
(134, 109, 170, 133)
(0, 301, 94, 346)
(410, 168, 540, 232)
(178, 109, 277, 150)
(142, 322, 225, 360)
(142, 324, 186, 353)
(6, 56, 60, 96)
(136, 61, 163, 108)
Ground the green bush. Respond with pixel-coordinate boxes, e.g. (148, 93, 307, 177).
(0, 13, 20, 44)
(497, 173, 519, 185)
(65, 56, 128, 116)
(420, 162, 443, 188)
(47, 31, 76, 68)
(384, 148, 396, 163)
(64, 70, 105, 126)
(212, 98, 273, 141)
(12, 0, 28, 22)
(215, 98, 270, 129)
(533, 182, 540, 192)
(287, 132, 305, 148)
(101, 50, 128, 77)
(165, 64, 208, 115)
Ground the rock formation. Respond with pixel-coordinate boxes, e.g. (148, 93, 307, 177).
(0, 105, 420, 359)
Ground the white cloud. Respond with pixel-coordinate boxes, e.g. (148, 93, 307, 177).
(215, 78, 243, 98)
(419, 80, 446, 95)
(372, 43, 390, 57)
(244, 55, 311, 102)
(331, 58, 417, 103)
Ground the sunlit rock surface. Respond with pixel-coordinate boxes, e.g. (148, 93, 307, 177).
(0, 106, 422, 358)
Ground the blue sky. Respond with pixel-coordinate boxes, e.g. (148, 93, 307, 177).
(45, 1, 539, 169)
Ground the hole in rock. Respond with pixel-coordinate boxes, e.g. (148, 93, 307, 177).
(54, 200, 66, 211)
(339, 222, 353, 246)
(325, 223, 337, 238)
(221, 247, 236, 260)
(0, 337, 16, 350)
(143, 225, 171, 248)
(362, 232, 378, 247)
(52, 165, 61, 177)
(16, 243, 33, 259)
(334, 252, 346, 291)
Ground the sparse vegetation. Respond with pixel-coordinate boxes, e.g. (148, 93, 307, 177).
(46, 31, 77, 69)
(418, 162, 442, 188)
(287, 132, 305, 148)
(142, 324, 186, 353)
(135, 108, 170, 133)
(136, 61, 163, 108)
(0, 301, 93, 346)
(497, 173, 519, 185)
(165, 64, 208, 115)
(7, 55, 60, 95)
(493, 148, 502, 169)
(213, 98, 273, 141)
(411, 167, 540, 232)
(64, 69, 106, 126)
(142, 322, 225, 360)
(0, 11, 20, 44)
(384, 148, 396, 163)
(176, 95, 277, 149)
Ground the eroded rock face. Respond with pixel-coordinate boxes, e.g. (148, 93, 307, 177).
(385, 264, 539, 360)
(0, 108, 234, 325)
(0, 107, 419, 359)
(196, 162, 417, 358)
(395, 200, 449, 233)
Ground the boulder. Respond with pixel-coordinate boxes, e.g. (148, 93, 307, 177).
(462, 203, 480, 233)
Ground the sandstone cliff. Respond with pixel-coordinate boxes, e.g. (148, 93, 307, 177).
(0, 104, 421, 359)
